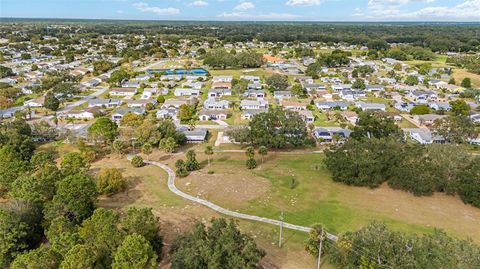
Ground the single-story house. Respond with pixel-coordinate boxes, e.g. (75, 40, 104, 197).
(212, 76, 233, 83)
(274, 91, 294, 99)
(298, 110, 315, 123)
(281, 100, 307, 111)
(88, 98, 122, 108)
(403, 128, 445, 144)
(208, 88, 232, 98)
(315, 101, 348, 111)
(313, 127, 351, 143)
(356, 102, 386, 111)
(198, 109, 228, 121)
(161, 99, 189, 109)
(240, 99, 269, 110)
(24, 97, 45, 107)
(413, 114, 447, 126)
(244, 90, 265, 99)
(429, 102, 451, 111)
(241, 109, 267, 120)
(204, 98, 230, 110)
(174, 88, 200, 97)
(127, 99, 157, 108)
(109, 87, 137, 97)
(111, 107, 145, 123)
(156, 108, 178, 120)
(181, 129, 208, 143)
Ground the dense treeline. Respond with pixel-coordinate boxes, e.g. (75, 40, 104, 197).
(1, 20, 479, 52)
(226, 107, 314, 149)
(447, 55, 480, 74)
(324, 138, 480, 206)
(306, 222, 480, 269)
(202, 49, 263, 69)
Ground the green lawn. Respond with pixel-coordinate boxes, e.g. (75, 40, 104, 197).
(193, 152, 480, 243)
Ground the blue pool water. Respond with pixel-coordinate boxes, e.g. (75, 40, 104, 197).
(147, 68, 208, 75)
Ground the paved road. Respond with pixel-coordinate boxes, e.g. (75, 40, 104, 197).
(58, 86, 109, 113)
(145, 159, 337, 241)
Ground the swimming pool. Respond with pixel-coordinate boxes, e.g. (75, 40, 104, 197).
(147, 68, 209, 75)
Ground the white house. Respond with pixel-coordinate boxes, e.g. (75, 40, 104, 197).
(356, 102, 386, 111)
(204, 98, 230, 110)
(174, 88, 200, 97)
(240, 99, 269, 110)
(109, 88, 137, 97)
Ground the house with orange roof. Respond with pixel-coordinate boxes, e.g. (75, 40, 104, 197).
(263, 54, 284, 65)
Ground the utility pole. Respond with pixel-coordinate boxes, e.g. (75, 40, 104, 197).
(278, 210, 284, 248)
(317, 227, 324, 269)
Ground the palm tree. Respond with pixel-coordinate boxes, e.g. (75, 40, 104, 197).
(204, 146, 214, 166)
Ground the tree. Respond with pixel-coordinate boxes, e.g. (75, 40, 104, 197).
(245, 146, 255, 159)
(352, 79, 366, 90)
(0, 207, 30, 267)
(304, 224, 329, 258)
(291, 83, 307, 97)
(43, 173, 97, 224)
(175, 160, 189, 177)
(112, 234, 158, 269)
(185, 150, 199, 171)
(258, 146, 267, 163)
(88, 117, 118, 145)
(141, 143, 153, 159)
(461, 77, 472, 88)
(448, 78, 456, 85)
(159, 137, 177, 153)
(10, 245, 61, 269)
(60, 152, 90, 176)
(170, 218, 265, 269)
(96, 168, 127, 196)
(112, 139, 128, 157)
(45, 216, 81, 257)
(351, 111, 403, 141)
(0, 65, 13, 78)
(121, 207, 162, 252)
(450, 99, 470, 116)
(246, 158, 257, 169)
(204, 146, 213, 166)
(432, 116, 477, 144)
(120, 112, 144, 128)
(244, 107, 312, 149)
(457, 157, 480, 208)
(266, 74, 289, 91)
(108, 69, 130, 86)
(0, 146, 31, 193)
(327, 221, 480, 269)
(410, 105, 430, 115)
(131, 155, 144, 168)
(405, 75, 419, 86)
(44, 92, 60, 111)
(177, 104, 195, 122)
(236, 51, 263, 68)
(79, 208, 124, 267)
(60, 244, 96, 269)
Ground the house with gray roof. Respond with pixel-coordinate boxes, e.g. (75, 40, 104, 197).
(315, 101, 348, 111)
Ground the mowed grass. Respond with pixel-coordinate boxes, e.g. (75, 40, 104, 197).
(185, 152, 480, 243)
(452, 69, 480, 88)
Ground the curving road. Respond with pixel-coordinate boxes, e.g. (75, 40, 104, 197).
(145, 160, 337, 241)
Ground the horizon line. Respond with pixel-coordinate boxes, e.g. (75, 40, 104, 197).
(1, 17, 480, 24)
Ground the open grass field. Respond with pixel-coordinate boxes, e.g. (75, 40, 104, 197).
(87, 148, 480, 269)
(452, 69, 480, 88)
(176, 152, 480, 242)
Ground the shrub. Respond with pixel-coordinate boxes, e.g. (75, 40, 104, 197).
(131, 155, 144, 168)
(246, 158, 257, 169)
(96, 168, 127, 196)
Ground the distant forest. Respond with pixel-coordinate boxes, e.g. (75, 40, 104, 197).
(1, 19, 479, 52)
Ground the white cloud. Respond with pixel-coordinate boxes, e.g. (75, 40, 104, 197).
(218, 11, 300, 20)
(132, 2, 180, 15)
(367, 0, 480, 20)
(234, 2, 255, 10)
(286, 0, 322, 6)
(189, 0, 208, 6)
(116, 10, 124, 14)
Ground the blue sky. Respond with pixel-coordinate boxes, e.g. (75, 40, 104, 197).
(1, 0, 479, 21)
